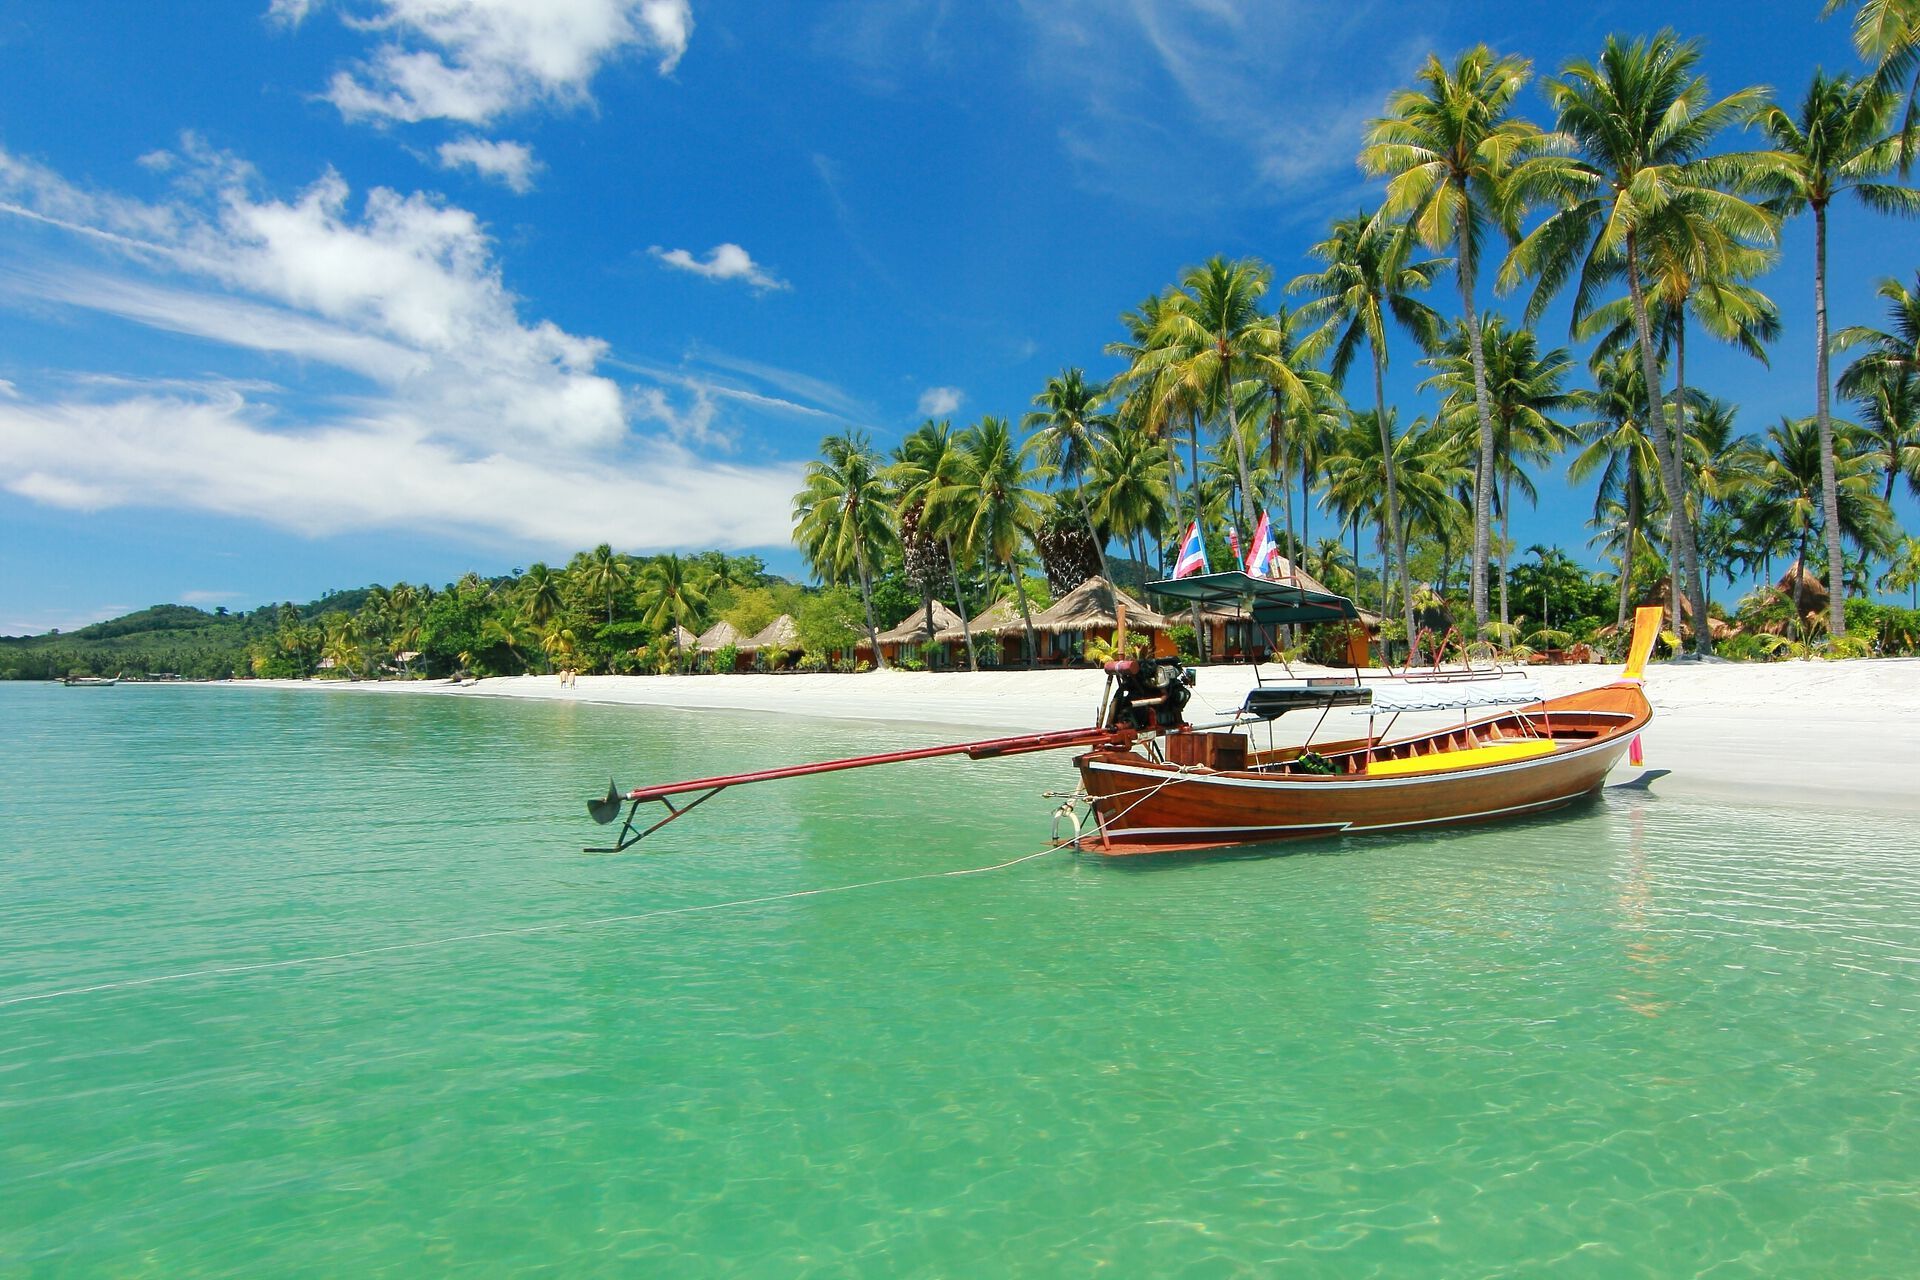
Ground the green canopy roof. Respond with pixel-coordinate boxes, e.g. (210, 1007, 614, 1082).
(1146, 570, 1359, 626)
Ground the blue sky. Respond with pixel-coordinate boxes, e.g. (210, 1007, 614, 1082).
(1, 0, 1912, 634)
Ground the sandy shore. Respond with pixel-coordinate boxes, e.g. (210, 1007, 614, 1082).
(220, 657, 1920, 814)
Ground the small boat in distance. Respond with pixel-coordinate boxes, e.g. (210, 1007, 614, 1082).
(585, 576, 1660, 858)
(60, 673, 120, 687)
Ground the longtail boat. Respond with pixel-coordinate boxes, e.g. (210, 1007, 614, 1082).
(585, 575, 1659, 858)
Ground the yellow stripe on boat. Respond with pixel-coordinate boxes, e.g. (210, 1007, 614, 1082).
(1365, 738, 1557, 777)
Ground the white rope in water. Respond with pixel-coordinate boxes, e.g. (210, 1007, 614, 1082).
(0, 844, 1067, 1011)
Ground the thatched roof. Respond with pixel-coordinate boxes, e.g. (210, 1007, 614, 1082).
(1263, 554, 1343, 600)
(937, 596, 1025, 641)
(1776, 563, 1830, 614)
(877, 601, 965, 644)
(1030, 576, 1168, 633)
(694, 619, 742, 653)
(671, 624, 700, 650)
(739, 613, 798, 653)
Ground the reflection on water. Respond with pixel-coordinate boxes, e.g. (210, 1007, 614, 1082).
(2, 683, 1918, 1278)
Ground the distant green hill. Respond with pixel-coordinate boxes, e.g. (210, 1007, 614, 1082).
(0, 593, 375, 681)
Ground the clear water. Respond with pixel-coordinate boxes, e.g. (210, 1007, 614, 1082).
(2, 683, 1916, 1277)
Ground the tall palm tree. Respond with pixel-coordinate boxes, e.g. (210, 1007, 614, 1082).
(1758, 69, 1920, 636)
(637, 554, 709, 667)
(1754, 415, 1896, 605)
(578, 544, 632, 627)
(952, 417, 1051, 666)
(1502, 31, 1772, 653)
(1881, 533, 1920, 606)
(891, 419, 980, 670)
(1362, 44, 1549, 634)
(1291, 213, 1445, 642)
(1149, 257, 1310, 531)
(1420, 315, 1576, 630)
(1023, 368, 1115, 585)
(1087, 421, 1175, 587)
(793, 431, 895, 669)
(1836, 273, 1920, 505)
(519, 562, 564, 629)
(1569, 351, 1666, 626)
(1824, 0, 1920, 126)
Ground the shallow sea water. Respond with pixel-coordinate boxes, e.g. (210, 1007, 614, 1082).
(2, 682, 1917, 1277)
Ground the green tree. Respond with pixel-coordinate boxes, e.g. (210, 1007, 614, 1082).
(1023, 368, 1115, 586)
(1292, 213, 1446, 642)
(1362, 44, 1548, 633)
(1835, 273, 1920, 505)
(793, 431, 895, 670)
(1503, 31, 1772, 652)
(890, 419, 980, 670)
(1758, 69, 1920, 635)
(637, 554, 710, 667)
(578, 544, 631, 626)
(951, 417, 1050, 666)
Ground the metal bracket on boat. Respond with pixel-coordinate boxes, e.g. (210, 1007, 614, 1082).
(1048, 792, 1087, 849)
(585, 780, 725, 853)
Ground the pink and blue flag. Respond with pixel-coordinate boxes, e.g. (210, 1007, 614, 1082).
(1172, 521, 1209, 579)
(1245, 511, 1276, 577)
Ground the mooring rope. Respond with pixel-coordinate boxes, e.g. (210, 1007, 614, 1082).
(0, 843, 1068, 1011)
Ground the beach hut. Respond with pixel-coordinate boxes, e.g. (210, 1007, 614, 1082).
(869, 601, 966, 668)
(694, 619, 745, 672)
(738, 614, 801, 670)
(936, 596, 1030, 667)
(1029, 576, 1168, 665)
(670, 624, 699, 651)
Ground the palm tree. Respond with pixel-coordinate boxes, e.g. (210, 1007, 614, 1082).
(1149, 257, 1310, 531)
(793, 431, 895, 669)
(952, 417, 1051, 666)
(1755, 415, 1897, 606)
(579, 543, 631, 627)
(1291, 213, 1446, 642)
(1758, 70, 1920, 636)
(1087, 421, 1174, 588)
(637, 554, 709, 667)
(1824, 0, 1920, 125)
(1503, 31, 1773, 653)
(1023, 368, 1115, 585)
(891, 419, 980, 670)
(1836, 273, 1920, 506)
(519, 562, 564, 629)
(1421, 315, 1576, 630)
(1362, 44, 1549, 634)
(1569, 351, 1666, 626)
(1882, 533, 1920, 606)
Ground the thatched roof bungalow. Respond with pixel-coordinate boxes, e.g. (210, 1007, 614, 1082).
(738, 614, 800, 669)
(865, 601, 967, 667)
(695, 619, 742, 653)
(1028, 576, 1168, 663)
(934, 596, 1030, 666)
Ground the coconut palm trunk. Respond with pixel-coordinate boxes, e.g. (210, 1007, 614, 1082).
(1814, 200, 1848, 637)
(944, 534, 977, 672)
(1009, 563, 1038, 666)
(1499, 467, 1511, 632)
(1459, 248, 1498, 636)
(1625, 233, 1710, 654)
(853, 540, 887, 670)
(1617, 479, 1641, 629)
(1371, 353, 1415, 649)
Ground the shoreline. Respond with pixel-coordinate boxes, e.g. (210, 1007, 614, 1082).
(178, 658, 1920, 815)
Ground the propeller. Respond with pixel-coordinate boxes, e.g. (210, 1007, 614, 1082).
(588, 780, 626, 825)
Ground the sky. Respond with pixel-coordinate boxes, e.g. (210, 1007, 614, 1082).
(1, 0, 1913, 635)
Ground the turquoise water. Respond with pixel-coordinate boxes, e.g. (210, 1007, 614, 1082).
(3, 683, 1917, 1277)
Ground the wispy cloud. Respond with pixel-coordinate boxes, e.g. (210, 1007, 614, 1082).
(916, 385, 962, 417)
(648, 243, 790, 293)
(436, 136, 541, 193)
(281, 0, 695, 126)
(0, 139, 803, 553)
(180, 589, 242, 605)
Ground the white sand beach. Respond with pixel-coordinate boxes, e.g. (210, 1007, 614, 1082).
(229, 657, 1920, 814)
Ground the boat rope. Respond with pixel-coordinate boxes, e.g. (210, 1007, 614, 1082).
(0, 843, 1068, 1012)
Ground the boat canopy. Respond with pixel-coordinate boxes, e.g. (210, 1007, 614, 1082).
(1145, 570, 1360, 626)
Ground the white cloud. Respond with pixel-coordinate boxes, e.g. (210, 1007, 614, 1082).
(916, 385, 962, 418)
(649, 243, 789, 293)
(0, 141, 804, 554)
(287, 0, 694, 125)
(436, 136, 541, 193)
(0, 387, 799, 550)
(0, 378, 17, 398)
(180, 590, 242, 605)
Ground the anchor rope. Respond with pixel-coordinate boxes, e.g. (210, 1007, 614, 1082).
(0, 843, 1068, 1012)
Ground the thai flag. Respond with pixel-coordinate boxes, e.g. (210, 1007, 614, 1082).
(1172, 521, 1209, 579)
(1245, 510, 1276, 577)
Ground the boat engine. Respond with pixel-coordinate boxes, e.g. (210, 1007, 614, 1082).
(1103, 658, 1194, 732)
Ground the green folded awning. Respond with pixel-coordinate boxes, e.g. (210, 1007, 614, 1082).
(1145, 570, 1359, 626)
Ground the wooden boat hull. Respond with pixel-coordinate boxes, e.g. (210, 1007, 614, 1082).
(1073, 682, 1651, 855)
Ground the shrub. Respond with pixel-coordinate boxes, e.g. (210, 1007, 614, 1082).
(713, 643, 738, 673)
(1168, 624, 1198, 663)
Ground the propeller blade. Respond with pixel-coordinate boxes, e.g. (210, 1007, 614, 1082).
(588, 780, 625, 825)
